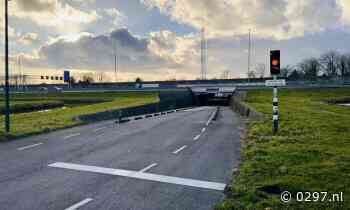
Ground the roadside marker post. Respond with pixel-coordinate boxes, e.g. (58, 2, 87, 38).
(266, 50, 284, 134)
(265, 78, 285, 133)
(272, 76, 279, 134)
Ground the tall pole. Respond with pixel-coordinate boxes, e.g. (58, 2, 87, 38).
(248, 29, 251, 83)
(114, 40, 117, 83)
(4, 0, 10, 133)
(201, 27, 207, 80)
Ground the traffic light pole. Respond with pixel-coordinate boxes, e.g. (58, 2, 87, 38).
(272, 75, 279, 134)
(4, 0, 11, 134)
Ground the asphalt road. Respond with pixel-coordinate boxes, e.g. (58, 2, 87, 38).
(0, 106, 243, 210)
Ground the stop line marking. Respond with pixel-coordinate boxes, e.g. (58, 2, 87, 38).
(49, 162, 226, 191)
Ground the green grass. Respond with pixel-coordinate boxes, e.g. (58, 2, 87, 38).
(0, 92, 158, 140)
(217, 88, 350, 210)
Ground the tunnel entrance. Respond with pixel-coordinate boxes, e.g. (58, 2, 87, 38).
(195, 93, 231, 106)
(190, 86, 235, 106)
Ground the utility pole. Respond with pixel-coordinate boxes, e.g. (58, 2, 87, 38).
(113, 39, 118, 83)
(248, 29, 251, 83)
(201, 27, 207, 80)
(4, 0, 11, 133)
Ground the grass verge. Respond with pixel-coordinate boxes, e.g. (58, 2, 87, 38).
(0, 92, 158, 140)
(217, 88, 350, 210)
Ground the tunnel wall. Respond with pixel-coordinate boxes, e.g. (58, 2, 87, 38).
(230, 91, 265, 121)
(77, 89, 196, 123)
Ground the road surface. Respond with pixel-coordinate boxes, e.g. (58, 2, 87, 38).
(0, 106, 243, 210)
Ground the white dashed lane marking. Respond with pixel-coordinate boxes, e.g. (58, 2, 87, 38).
(172, 145, 187, 154)
(64, 198, 93, 210)
(193, 135, 201, 141)
(17, 143, 43, 151)
(93, 127, 106, 132)
(63, 133, 81, 140)
(139, 163, 158, 173)
(49, 162, 226, 191)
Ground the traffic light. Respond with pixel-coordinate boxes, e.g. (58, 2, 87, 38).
(270, 50, 280, 75)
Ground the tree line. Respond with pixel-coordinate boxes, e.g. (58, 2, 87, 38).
(281, 51, 350, 80)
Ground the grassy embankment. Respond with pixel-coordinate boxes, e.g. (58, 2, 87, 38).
(0, 92, 158, 140)
(217, 88, 350, 210)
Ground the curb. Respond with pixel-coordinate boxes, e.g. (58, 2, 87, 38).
(114, 107, 195, 125)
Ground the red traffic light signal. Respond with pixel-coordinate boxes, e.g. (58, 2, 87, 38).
(270, 50, 280, 75)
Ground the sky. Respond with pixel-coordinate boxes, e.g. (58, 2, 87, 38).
(1, 0, 350, 81)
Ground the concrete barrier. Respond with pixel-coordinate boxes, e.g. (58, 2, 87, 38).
(230, 91, 264, 121)
(76, 89, 196, 123)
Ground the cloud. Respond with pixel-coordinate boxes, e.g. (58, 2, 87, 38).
(23, 29, 165, 71)
(8, 0, 100, 33)
(18, 33, 40, 45)
(338, 0, 350, 25)
(148, 30, 199, 67)
(102, 8, 126, 26)
(15, 0, 57, 12)
(142, 0, 342, 40)
(20, 28, 205, 80)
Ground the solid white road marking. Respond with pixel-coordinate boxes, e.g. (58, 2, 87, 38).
(139, 163, 158, 173)
(65, 198, 93, 210)
(93, 127, 106, 132)
(206, 110, 216, 126)
(193, 135, 201, 141)
(17, 143, 43, 151)
(38, 110, 51, 113)
(184, 107, 209, 112)
(172, 145, 187, 154)
(64, 133, 81, 140)
(201, 128, 206, 133)
(49, 162, 226, 191)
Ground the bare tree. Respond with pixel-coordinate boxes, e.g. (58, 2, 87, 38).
(135, 77, 142, 83)
(337, 54, 350, 78)
(255, 63, 266, 78)
(346, 54, 350, 78)
(248, 70, 256, 79)
(221, 69, 231, 79)
(135, 77, 143, 88)
(288, 70, 302, 81)
(69, 76, 76, 84)
(82, 73, 94, 84)
(167, 77, 177, 81)
(319, 51, 339, 77)
(280, 65, 294, 78)
(83, 76, 94, 84)
(298, 58, 321, 80)
(96, 72, 106, 83)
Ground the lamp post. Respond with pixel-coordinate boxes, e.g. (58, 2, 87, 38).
(4, 0, 11, 133)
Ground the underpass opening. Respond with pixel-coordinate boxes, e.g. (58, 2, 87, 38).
(195, 93, 232, 106)
(191, 87, 236, 106)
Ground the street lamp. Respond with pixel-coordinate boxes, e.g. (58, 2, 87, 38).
(4, 0, 11, 133)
